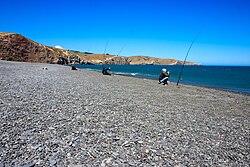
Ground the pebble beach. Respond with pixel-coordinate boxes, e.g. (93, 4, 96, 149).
(0, 60, 249, 166)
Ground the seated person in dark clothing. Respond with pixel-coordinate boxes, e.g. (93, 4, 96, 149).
(72, 65, 77, 70)
(102, 67, 111, 75)
(159, 68, 170, 85)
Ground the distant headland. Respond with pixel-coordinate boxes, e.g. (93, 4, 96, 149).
(0, 32, 201, 65)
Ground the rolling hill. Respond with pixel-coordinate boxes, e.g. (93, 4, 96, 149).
(0, 32, 200, 65)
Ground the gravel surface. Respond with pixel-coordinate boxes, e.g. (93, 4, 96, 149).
(0, 60, 249, 166)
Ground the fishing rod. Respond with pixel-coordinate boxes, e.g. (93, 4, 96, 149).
(103, 40, 109, 55)
(102, 40, 109, 69)
(176, 32, 201, 86)
(87, 45, 91, 53)
(116, 44, 126, 56)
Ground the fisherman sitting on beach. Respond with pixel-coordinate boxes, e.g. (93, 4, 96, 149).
(159, 68, 170, 85)
(71, 65, 77, 70)
(102, 67, 111, 75)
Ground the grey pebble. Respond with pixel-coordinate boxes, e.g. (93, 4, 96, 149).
(0, 61, 249, 166)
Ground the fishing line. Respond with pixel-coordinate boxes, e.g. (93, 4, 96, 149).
(176, 31, 201, 86)
(117, 44, 126, 56)
(103, 40, 109, 55)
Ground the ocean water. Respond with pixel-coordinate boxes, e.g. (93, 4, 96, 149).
(74, 64, 250, 94)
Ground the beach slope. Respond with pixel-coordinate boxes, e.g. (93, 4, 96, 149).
(0, 61, 249, 166)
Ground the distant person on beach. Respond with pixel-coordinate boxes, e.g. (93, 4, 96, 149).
(72, 65, 77, 70)
(159, 68, 170, 85)
(102, 67, 111, 75)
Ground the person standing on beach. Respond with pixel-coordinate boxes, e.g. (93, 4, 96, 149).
(159, 68, 170, 85)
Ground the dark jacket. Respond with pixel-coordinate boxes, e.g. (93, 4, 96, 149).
(72, 66, 77, 70)
(159, 72, 170, 81)
(102, 68, 111, 75)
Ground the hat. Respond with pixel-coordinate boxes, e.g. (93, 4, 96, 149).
(162, 68, 166, 72)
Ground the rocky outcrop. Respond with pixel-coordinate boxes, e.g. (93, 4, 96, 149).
(127, 56, 199, 65)
(0, 32, 201, 65)
(104, 56, 200, 65)
(127, 56, 176, 65)
(0, 33, 58, 63)
(104, 56, 129, 64)
(0, 33, 82, 64)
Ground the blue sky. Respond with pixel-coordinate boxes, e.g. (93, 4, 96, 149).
(1, 0, 250, 65)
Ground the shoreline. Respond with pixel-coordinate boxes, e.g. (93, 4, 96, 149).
(115, 73, 250, 96)
(0, 60, 249, 166)
(72, 64, 250, 96)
